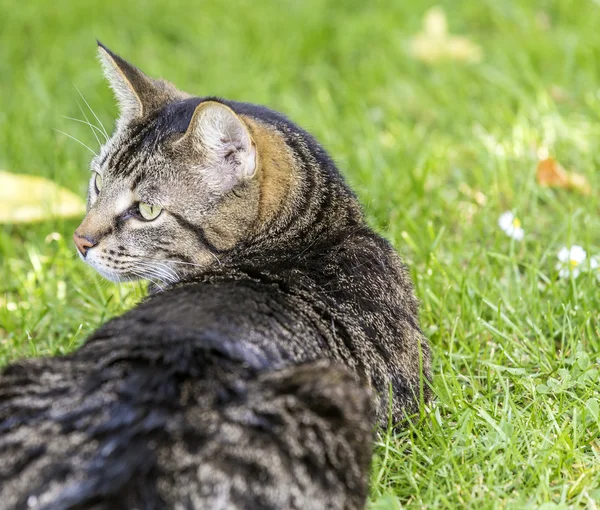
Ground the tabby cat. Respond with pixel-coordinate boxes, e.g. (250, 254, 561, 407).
(0, 43, 431, 510)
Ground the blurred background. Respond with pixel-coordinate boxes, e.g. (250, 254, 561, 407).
(1, 1, 599, 508)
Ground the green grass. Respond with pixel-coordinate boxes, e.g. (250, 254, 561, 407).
(1, 0, 599, 508)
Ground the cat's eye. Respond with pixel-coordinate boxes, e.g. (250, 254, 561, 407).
(138, 202, 163, 221)
(94, 172, 103, 193)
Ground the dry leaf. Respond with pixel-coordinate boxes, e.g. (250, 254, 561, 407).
(0, 171, 86, 223)
(409, 6, 483, 64)
(536, 158, 591, 196)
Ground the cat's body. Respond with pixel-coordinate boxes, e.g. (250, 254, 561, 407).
(0, 44, 430, 509)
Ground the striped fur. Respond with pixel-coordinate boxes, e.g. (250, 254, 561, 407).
(0, 44, 431, 509)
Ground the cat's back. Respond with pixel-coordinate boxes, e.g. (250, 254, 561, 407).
(86, 224, 428, 422)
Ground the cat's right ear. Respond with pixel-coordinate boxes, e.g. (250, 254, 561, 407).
(175, 101, 257, 193)
(97, 41, 179, 125)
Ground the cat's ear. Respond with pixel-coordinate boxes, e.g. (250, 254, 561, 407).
(97, 41, 179, 124)
(176, 101, 257, 191)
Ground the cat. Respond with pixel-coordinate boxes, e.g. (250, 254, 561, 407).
(0, 43, 431, 510)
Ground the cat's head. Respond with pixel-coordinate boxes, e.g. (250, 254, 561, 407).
(73, 43, 295, 288)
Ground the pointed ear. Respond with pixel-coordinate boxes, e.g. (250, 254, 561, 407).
(176, 101, 257, 191)
(97, 41, 180, 124)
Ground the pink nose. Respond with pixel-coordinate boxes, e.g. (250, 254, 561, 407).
(73, 233, 97, 257)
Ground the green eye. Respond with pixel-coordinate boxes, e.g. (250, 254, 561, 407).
(94, 172, 103, 193)
(138, 202, 163, 221)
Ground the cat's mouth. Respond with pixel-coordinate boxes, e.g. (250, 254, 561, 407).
(77, 249, 130, 283)
(79, 247, 181, 289)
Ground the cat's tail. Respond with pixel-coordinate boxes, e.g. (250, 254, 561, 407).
(0, 333, 375, 510)
(189, 360, 376, 510)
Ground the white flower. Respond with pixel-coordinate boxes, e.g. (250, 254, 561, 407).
(498, 211, 524, 241)
(556, 245, 586, 279)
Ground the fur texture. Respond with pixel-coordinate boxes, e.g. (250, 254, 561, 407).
(0, 330, 373, 509)
(0, 44, 431, 509)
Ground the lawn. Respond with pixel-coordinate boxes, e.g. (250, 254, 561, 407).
(1, 0, 599, 508)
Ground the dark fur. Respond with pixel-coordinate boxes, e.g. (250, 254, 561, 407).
(0, 332, 373, 509)
(0, 46, 431, 509)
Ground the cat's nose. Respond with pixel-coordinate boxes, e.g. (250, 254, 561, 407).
(73, 233, 97, 257)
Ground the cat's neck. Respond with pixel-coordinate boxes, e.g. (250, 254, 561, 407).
(247, 116, 365, 251)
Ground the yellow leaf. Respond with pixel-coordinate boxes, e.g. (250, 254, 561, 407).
(409, 6, 483, 64)
(0, 171, 86, 224)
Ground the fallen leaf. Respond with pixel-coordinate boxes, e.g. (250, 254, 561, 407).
(0, 171, 86, 223)
(536, 158, 591, 196)
(409, 6, 483, 63)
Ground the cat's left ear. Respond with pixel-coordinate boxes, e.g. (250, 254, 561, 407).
(175, 101, 257, 192)
(97, 41, 180, 125)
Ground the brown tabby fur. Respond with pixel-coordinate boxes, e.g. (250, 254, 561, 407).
(0, 43, 431, 509)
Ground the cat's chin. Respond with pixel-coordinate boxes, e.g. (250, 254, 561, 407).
(92, 265, 166, 293)
(93, 265, 134, 283)
(79, 253, 137, 283)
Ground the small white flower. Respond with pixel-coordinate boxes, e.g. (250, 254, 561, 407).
(556, 245, 586, 279)
(498, 211, 524, 241)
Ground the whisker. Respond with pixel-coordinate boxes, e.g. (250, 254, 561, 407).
(155, 261, 180, 282)
(208, 251, 222, 266)
(160, 259, 204, 267)
(135, 261, 178, 283)
(148, 256, 222, 268)
(62, 116, 107, 141)
(136, 263, 175, 285)
(75, 101, 104, 146)
(138, 259, 181, 283)
(54, 129, 98, 156)
(129, 268, 166, 291)
(74, 85, 109, 139)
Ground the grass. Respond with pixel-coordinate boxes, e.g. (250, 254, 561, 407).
(1, 0, 599, 508)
